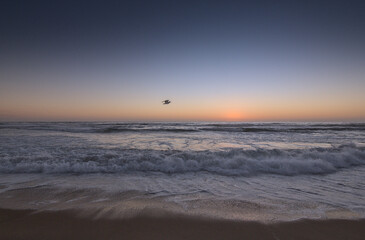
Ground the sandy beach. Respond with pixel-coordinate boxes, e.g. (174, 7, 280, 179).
(0, 208, 364, 240)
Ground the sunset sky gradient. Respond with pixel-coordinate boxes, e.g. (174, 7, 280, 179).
(1, 0, 364, 121)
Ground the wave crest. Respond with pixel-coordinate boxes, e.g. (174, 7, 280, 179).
(1, 145, 364, 176)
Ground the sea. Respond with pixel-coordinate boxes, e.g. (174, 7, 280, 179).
(0, 122, 365, 221)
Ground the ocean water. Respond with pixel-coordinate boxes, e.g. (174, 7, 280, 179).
(0, 122, 365, 221)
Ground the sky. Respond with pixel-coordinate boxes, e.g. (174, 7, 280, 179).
(0, 0, 364, 121)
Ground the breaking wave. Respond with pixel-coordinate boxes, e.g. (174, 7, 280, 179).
(1, 144, 364, 176)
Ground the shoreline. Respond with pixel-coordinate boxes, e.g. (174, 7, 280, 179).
(1, 208, 365, 240)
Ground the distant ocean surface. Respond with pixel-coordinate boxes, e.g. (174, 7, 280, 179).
(1, 122, 365, 221)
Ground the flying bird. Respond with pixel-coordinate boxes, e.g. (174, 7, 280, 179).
(162, 100, 171, 105)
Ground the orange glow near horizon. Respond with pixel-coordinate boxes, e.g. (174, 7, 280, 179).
(221, 109, 245, 121)
(1, 96, 365, 121)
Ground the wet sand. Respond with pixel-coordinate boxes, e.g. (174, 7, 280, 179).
(1, 208, 365, 240)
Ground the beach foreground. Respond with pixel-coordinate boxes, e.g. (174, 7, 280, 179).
(1, 208, 365, 240)
(1, 122, 365, 239)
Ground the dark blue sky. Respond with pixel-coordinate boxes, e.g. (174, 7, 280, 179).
(1, 0, 364, 50)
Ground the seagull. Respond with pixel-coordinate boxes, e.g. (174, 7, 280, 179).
(162, 100, 171, 105)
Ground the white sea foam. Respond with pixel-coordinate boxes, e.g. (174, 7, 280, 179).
(1, 144, 364, 176)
